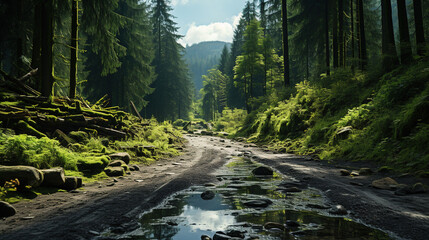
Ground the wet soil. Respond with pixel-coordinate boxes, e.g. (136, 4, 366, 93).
(1, 134, 428, 240)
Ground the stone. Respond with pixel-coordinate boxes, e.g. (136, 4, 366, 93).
(252, 166, 274, 176)
(371, 177, 398, 190)
(358, 168, 373, 176)
(395, 185, 412, 196)
(68, 131, 89, 143)
(77, 156, 110, 173)
(213, 232, 232, 240)
(108, 160, 127, 167)
(104, 166, 125, 177)
(76, 177, 83, 188)
(350, 171, 360, 176)
(40, 167, 66, 187)
(0, 201, 16, 218)
(243, 199, 273, 208)
(264, 222, 286, 231)
(201, 190, 215, 200)
(226, 230, 245, 238)
(0, 165, 44, 188)
(52, 129, 75, 146)
(109, 152, 131, 164)
(329, 205, 347, 215)
(129, 164, 140, 171)
(340, 169, 351, 176)
(201, 235, 212, 240)
(60, 176, 78, 190)
(411, 183, 427, 194)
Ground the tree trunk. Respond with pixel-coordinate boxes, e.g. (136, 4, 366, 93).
(338, 0, 344, 67)
(70, 0, 78, 99)
(281, 0, 290, 86)
(333, 0, 339, 68)
(381, 0, 399, 72)
(325, 0, 331, 76)
(350, 0, 355, 71)
(357, 0, 367, 70)
(40, 0, 54, 97)
(31, 1, 42, 91)
(397, 0, 412, 64)
(413, 0, 426, 56)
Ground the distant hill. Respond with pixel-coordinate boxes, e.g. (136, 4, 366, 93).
(184, 41, 231, 97)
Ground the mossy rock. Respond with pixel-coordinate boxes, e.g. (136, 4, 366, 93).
(68, 131, 89, 143)
(0, 165, 44, 188)
(60, 176, 78, 190)
(77, 156, 110, 173)
(104, 166, 125, 177)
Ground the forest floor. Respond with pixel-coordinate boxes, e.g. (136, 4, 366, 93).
(1, 134, 429, 240)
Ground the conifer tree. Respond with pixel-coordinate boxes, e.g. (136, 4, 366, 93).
(381, 0, 399, 72)
(413, 0, 426, 56)
(397, 0, 412, 64)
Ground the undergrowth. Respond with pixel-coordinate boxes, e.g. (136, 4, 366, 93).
(237, 59, 429, 173)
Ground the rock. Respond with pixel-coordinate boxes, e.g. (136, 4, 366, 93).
(371, 177, 398, 190)
(40, 167, 65, 187)
(0, 165, 44, 188)
(340, 169, 350, 176)
(201, 235, 212, 240)
(286, 220, 300, 227)
(213, 232, 232, 240)
(52, 129, 75, 146)
(411, 183, 427, 194)
(104, 166, 125, 177)
(395, 185, 412, 196)
(76, 177, 83, 188)
(226, 230, 245, 238)
(108, 160, 127, 167)
(243, 199, 273, 208)
(329, 205, 347, 215)
(358, 168, 373, 176)
(201, 190, 215, 200)
(68, 131, 89, 143)
(109, 152, 131, 164)
(252, 166, 273, 176)
(264, 222, 286, 231)
(60, 176, 78, 190)
(350, 171, 360, 176)
(129, 164, 140, 171)
(77, 156, 110, 173)
(0, 201, 16, 218)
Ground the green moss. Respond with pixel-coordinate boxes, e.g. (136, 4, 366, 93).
(69, 131, 89, 142)
(76, 156, 110, 173)
(16, 120, 47, 138)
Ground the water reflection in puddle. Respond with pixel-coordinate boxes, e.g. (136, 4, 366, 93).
(111, 158, 391, 240)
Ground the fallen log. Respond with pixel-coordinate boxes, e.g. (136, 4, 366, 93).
(89, 124, 127, 139)
(0, 165, 44, 188)
(18, 68, 38, 82)
(0, 69, 40, 96)
(130, 100, 142, 120)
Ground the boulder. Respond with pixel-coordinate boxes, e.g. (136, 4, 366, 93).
(60, 176, 78, 190)
(213, 232, 232, 240)
(0, 201, 16, 218)
(394, 184, 412, 196)
(358, 168, 373, 176)
(76, 177, 83, 188)
(77, 156, 110, 173)
(108, 160, 127, 167)
(104, 166, 125, 177)
(412, 183, 427, 194)
(201, 190, 215, 200)
(201, 235, 212, 240)
(40, 167, 65, 187)
(340, 169, 350, 176)
(252, 166, 274, 176)
(226, 230, 245, 238)
(129, 164, 140, 171)
(371, 177, 398, 190)
(109, 152, 131, 164)
(0, 165, 44, 188)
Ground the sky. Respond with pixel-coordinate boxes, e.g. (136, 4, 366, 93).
(170, 0, 248, 46)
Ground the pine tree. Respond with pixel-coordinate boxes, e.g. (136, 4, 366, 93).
(413, 0, 426, 56)
(281, 0, 290, 86)
(145, 0, 192, 120)
(396, 0, 412, 64)
(381, 0, 399, 72)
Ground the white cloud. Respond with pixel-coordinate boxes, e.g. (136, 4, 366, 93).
(171, 0, 189, 6)
(179, 13, 242, 47)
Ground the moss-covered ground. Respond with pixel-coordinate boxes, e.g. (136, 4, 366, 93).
(227, 59, 429, 175)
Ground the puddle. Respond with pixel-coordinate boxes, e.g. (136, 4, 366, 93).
(104, 157, 391, 240)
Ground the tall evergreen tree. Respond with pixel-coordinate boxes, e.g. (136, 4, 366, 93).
(396, 0, 412, 64)
(145, 0, 192, 120)
(381, 0, 399, 72)
(356, 0, 367, 70)
(281, 0, 290, 86)
(413, 0, 426, 56)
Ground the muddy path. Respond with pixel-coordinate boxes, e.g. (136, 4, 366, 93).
(1, 134, 429, 240)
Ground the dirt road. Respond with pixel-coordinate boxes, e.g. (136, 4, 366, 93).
(1, 134, 428, 240)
